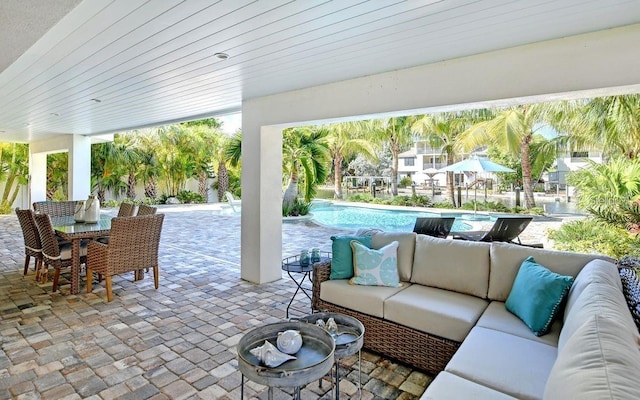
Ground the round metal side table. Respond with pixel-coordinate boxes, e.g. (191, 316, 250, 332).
(298, 312, 365, 400)
(282, 252, 331, 318)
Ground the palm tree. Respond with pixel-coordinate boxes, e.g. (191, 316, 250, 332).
(325, 122, 376, 199)
(0, 143, 29, 208)
(135, 129, 161, 199)
(46, 152, 68, 200)
(368, 116, 417, 196)
(91, 140, 133, 202)
(222, 131, 242, 200)
(412, 111, 492, 206)
(461, 105, 552, 208)
(552, 95, 640, 160)
(282, 127, 330, 208)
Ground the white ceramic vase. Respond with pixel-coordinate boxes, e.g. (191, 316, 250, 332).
(74, 201, 85, 222)
(84, 195, 100, 223)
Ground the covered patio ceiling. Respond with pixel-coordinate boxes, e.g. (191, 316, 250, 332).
(2, 0, 640, 143)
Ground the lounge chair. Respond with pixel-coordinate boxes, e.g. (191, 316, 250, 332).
(451, 216, 543, 247)
(224, 191, 241, 213)
(413, 217, 455, 238)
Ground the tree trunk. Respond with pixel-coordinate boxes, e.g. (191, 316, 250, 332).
(334, 155, 343, 199)
(127, 172, 136, 200)
(2, 173, 15, 202)
(520, 136, 536, 208)
(144, 177, 157, 199)
(283, 166, 299, 208)
(197, 171, 208, 199)
(446, 171, 456, 207)
(391, 147, 399, 196)
(217, 161, 229, 202)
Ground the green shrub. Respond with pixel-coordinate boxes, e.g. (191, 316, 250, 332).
(548, 218, 640, 259)
(460, 200, 510, 212)
(101, 199, 119, 208)
(283, 199, 311, 216)
(0, 200, 12, 215)
(431, 201, 456, 209)
(176, 190, 205, 204)
(347, 193, 374, 203)
(399, 176, 413, 188)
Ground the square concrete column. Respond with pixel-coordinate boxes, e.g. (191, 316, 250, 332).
(29, 135, 91, 202)
(240, 123, 283, 284)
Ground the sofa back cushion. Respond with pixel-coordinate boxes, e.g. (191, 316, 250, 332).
(411, 235, 490, 298)
(371, 231, 416, 282)
(488, 242, 610, 301)
(559, 280, 638, 351)
(543, 315, 640, 400)
(563, 259, 621, 321)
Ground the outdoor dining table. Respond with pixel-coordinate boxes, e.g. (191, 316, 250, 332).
(52, 215, 112, 295)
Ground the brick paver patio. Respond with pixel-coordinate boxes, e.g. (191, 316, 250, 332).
(0, 205, 433, 399)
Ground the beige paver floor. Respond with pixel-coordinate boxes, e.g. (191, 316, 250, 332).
(1, 205, 441, 400)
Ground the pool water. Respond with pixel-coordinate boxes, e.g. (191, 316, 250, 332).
(310, 203, 473, 232)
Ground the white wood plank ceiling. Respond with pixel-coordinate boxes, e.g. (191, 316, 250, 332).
(1, 0, 640, 142)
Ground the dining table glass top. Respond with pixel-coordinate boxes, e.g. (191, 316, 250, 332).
(52, 214, 112, 233)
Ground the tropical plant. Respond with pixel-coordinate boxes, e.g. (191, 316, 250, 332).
(46, 152, 68, 200)
(0, 142, 29, 211)
(90, 139, 133, 203)
(567, 158, 640, 231)
(282, 198, 311, 217)
(413, 111, 492, 206)
(282, 127, 330, 209)
(367, 116, 417, 196)
(324, 122, 377, 199)
(135, 128, 161, 199)
(548, 219, 640, 259)
(460, 105, 555, 208)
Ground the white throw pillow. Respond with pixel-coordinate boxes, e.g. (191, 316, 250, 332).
(349, 240, 400, 287)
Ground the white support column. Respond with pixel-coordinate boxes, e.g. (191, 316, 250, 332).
(240, 121, 283, 284)
(69, 135, 91, 201)
(29, 134, 92, 202)
(30, 152, 47, 204)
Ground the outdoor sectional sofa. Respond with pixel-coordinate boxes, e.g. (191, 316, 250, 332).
(311, 231, 640, 399)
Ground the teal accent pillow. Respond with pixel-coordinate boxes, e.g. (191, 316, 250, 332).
(505, 256, 574, 336)
(349, 240, 400, 287)
(330, 235, 372, 280)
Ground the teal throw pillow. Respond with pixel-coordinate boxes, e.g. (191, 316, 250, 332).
(349, 240, 400, 287)
(505, 256, 574, 336)
(330, 235, 372, 280)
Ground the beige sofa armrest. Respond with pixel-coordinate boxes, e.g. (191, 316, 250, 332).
(312, 260, 332, 311)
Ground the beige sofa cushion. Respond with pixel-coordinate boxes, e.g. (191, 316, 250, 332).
(476, 301, 560, 347)
(559, 281, 638, 351)
(320, 279, 409, 318)
(384, 285, 488, 342)
(564, 258, 621, 321)
(421, 372, 518, 400)
(544, 315, 640, 400)
(446, 327, 557, 400)
(488, 242, 609, 301)
(411, 235, 491, 298)
(371, 231, 416, 282)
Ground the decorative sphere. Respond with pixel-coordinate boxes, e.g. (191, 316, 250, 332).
(276, 330, 303, 354)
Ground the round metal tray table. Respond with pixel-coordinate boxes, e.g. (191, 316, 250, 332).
(237, 321, 335, 399)
(298, 312, 365, 399)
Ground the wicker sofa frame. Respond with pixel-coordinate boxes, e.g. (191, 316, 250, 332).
(312, 260, 460, 375)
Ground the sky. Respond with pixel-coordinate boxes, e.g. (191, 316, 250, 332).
(218, 113, 241, 135)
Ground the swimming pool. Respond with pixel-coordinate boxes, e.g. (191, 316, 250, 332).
(310, 203, 473, 232)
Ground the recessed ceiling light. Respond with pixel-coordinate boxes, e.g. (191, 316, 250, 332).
(50, 113, 59, 117)
(24, 123, 31, 127)
(0, 130, 5, 133)
(90, 98, 102, 103)
(214, 52, 229, 60)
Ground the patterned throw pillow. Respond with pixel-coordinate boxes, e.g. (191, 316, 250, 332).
(618, 266, 640, 332)
(349, 240, 400, 287)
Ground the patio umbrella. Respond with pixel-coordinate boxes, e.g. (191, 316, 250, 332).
(439, 156, 515, 214)
(423, 168, 443, 197)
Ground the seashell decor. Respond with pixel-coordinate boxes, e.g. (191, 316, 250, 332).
(249, 340, 296, 368)
(326, 318, 338, 336)
(277, 330, 303, 355)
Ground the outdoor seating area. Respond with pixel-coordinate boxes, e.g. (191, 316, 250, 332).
(1, 204, 437, 399)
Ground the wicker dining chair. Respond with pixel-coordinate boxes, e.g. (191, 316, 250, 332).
(33, 200, 78, 217)
(136, 204, 157, 216)
(34, 213, 87, 291)
(117, 202, 136, 217)
(86, 214, 164, 302)
(15, 208, 43, 277)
